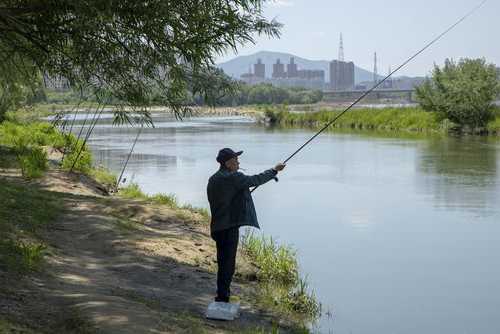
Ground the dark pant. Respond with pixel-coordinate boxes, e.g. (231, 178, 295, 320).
(212, 227, 239, 302)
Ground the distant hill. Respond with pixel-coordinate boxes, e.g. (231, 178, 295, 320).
(217, 50, 382, 84)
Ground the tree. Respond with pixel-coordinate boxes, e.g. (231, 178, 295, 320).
(0, 1, 281, 123)
(416, 58, 500, 129)
(0, 56, 45, 121)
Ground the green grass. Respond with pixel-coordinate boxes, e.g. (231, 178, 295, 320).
(264, 105, 500, 136)
(241, 232, 321, 322)
(0, 121, 94, 178)
(0, 177, 62, 273)
(486, 108, 500, 134)
(242, 233, 298, 285)
(0, 146, 19, 168)
(118, 183, 209, 221)
(265, 106, 445, 133)
(89, 166, 118, 190)
(18, 146, 48, 179)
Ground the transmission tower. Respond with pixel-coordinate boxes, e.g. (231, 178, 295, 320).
(373, 52, 378, 86)
(388, 66, 392, 88)
(338, 33, 344, 61)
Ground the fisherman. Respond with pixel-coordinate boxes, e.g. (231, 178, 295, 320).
(207, 148, 286, 303)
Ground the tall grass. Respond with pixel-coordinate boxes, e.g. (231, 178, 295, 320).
(265, 106, 445, 133)
(242, 233, 298, 285)
(0, 121, 95, 178)
(241, 232, 321, 321)
(264, 105, 500, 136)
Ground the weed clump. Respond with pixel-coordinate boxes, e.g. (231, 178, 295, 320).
(241, 232, 321, 322)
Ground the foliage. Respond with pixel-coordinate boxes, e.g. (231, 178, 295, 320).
(18, 146, 48, 179)
(0, 58, 46, 121)
(207, 83, 323, 106)
(486, 107, 500, 134)
(416, 58, 500, 128)
(264, 106, 445, 132)
(0, 0, 281, 123)
(61, 144, 93, 174)
(241, 232, 320, 320)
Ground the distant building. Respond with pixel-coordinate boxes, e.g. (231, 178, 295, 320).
(254, 58, 265, 78)
(330, 60, 354, 91)
(286, 57, 298, 78)
(240, 64, 265, 85)
(241, 57, 325, 90)
(272, 59, 286, 78)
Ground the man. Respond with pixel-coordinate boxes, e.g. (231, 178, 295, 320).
(207, 148, 286, 303)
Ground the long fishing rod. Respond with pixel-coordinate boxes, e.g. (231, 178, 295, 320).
(251, 0, 487, 193)
(116, 122, 144, 188)
(69, 100, 107, 172)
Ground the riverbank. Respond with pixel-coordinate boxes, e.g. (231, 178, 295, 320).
(0, 121, 319, 333)
(261, 105, 500, 135)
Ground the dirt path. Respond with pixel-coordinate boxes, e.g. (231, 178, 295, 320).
(1, 170, 276, 333)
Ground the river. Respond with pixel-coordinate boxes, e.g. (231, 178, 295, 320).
(77, 113, 500, 334)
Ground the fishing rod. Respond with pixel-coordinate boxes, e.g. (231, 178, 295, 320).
(116, 122, 144, 188)
(69, 100, 107, 172)
(251, 0, 487, 193)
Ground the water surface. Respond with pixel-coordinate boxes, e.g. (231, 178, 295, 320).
(77, 114, 500, 334)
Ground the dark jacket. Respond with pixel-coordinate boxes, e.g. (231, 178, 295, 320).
(207, 167, 278, 237)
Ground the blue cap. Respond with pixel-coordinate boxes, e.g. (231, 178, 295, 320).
(216, 148, 243, 164)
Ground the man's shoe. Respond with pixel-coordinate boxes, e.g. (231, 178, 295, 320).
(215, 296, 229, 303)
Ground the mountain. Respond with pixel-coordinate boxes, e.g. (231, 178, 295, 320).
(217, 50, 381, 84)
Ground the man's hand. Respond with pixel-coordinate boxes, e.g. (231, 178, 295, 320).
(273, 163, 286, 172)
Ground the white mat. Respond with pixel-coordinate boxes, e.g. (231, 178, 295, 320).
(206, 301, 240, 320)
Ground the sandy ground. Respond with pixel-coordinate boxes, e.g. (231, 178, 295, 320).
(0, 169, 279, 333)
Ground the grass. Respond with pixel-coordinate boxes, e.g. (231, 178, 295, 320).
(264, 105, 445, 133)
(0, 318, 40, 334)
(118, 183, 210, 221)
(241, 232, 321, 322)
(263, 104, 500, 136)
(0, 176, 62, 274)
(0, 120, 94, 178)
(89, 166, 118, 190)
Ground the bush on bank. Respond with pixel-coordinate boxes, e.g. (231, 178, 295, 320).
(416, 58, 500, 129)
(264, 106, 445, 132)
(263, 104, 500, 135)
(0, 121, 94, 178)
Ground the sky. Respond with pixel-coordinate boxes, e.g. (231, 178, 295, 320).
(215, 0, 499, 77)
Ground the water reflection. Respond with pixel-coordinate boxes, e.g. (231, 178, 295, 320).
(417, 136, 500, 215)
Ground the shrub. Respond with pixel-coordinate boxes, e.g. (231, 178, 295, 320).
(18, 146, 48, 179)
(416, 58, 500, 129)
(61, 143, 93, 173)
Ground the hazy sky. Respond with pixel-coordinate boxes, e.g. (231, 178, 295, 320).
(216, 0, 498, 77)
